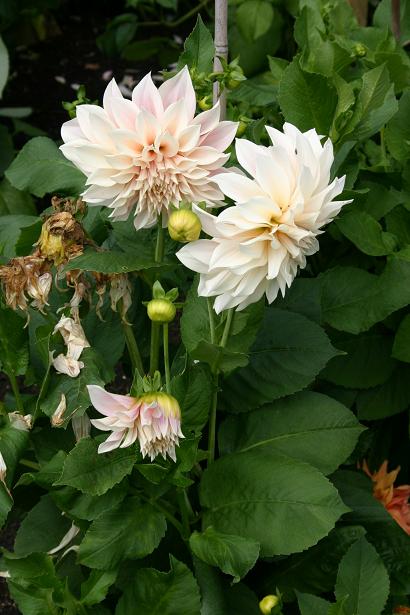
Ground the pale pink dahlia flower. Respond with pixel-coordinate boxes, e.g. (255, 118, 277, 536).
(87, 385, 183, 461)
(60, 67, 238, 229)
(177, 123, 350, 313)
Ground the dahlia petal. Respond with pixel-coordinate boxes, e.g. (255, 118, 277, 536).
(193, 102, 221, 134)
(87, 385, 137, 417)
(158, 66, 196, 119)
(61, 117, 84, 142)
(213, 172, 265, 202)
(98, 431, 125, 454)
(132, 72, 164, 118)
(235, 138, 265, 177)
(200, 121, 238, 151)
(177, 240, 217, 273)
(76, 105, 115, 148)
(178, 124, 201, 152)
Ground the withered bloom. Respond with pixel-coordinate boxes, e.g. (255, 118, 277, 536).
(0, 255, 51, 315)
(36, 211, 85, 266)
(110, 274, 132, 322)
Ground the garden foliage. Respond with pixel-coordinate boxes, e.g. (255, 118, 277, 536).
(0, 1, 410, 614)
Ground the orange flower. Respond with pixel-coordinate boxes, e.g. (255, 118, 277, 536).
(362, 460, 410, 535)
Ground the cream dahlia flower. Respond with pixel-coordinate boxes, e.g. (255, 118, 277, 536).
(87, 385, 183, 461)
(60, 67, 237, 229)
(177, 123, 350, 312)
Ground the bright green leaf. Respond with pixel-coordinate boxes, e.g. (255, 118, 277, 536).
(236, 1, 274, 43)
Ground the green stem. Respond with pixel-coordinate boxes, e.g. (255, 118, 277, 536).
(141, 494, 184, 536)
(150, 323, 161, 376)
(8, 371, 24, 413)
(155, 216, 165, 264)
(207, 372, 219, 466)
(19, 458, 40, 470)
(163, 323, 171, 393)
(138, 0, 209, 28)
(207, 298, 216, 344)
(123, 320, 144, 376)
(220, 308, 234, 348)
(178, 491, 191, 539)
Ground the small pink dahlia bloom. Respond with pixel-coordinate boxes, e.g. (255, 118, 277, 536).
(87, 385, 183, 461)
(60, 67, 238, 230)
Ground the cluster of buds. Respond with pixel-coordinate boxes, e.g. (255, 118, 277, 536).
(188, 59, 245, 111)
(36, 210, 85, 266)
(0, 255, 52, 316)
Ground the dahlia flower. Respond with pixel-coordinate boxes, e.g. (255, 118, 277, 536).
(177, 123, 350, 312)
(87, 385, 183, 461)
(60, 66, 237, 229)
(363, 460, 410, 535)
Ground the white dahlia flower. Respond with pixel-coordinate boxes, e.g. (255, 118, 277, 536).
(60, 67, 238, 229)
(87, 386, 183, 461)
(177, 123, 350, 313)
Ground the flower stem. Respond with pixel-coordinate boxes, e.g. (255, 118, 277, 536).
(8, 372, 24, 413)
(163, 323, 171, 393)
(123, 319, 144, 377)
(207, 308, 235, 467)
(177, 490, 191, 539)
(140, 494, 184, 536)
(220, 308, 234, 348)
(207, 298, 216, 344)
(155, 216, 165, 264)
(149, 323, 161, 376)
(207, 372, 219, 466)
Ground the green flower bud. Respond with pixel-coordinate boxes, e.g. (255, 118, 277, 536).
(198, 96, 213, 111)
(168, 209, 201, 243)
(353, 43, 367, 57)
(147, 298, 176, 323)
(259, 595, 280, 614)
(236, 120, 247, 137)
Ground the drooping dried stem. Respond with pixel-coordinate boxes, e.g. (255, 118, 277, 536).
(213, 0, 228, 119)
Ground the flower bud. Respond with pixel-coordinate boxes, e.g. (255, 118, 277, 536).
(353, 43, 367, 57)
(168, 209, 201, 243)
(198, 96, 212, 111)
(147, 298, 176, 324)
(259, 595, 280, 614)
(236, 121, 247, 137)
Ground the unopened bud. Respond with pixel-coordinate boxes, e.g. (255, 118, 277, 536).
(198, 96, 212, 111)
(147, 298, 176, 324)
(353, 43, 367, 57)
(236, 120, 247, 137)
(168, 209, 201, 243)
(259, 595, 280, 614)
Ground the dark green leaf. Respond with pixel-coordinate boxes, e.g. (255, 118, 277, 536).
(236, 1, 274, 43)
(177, 16, 214, 73)
(337, 210, 396, 256)
(297, 592, 330, 615)
(189, 527, 259, 582)
(392, 314, 410, 362)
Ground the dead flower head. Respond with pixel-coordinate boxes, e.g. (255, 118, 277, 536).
(36, 211, 85, 266)
(0, 255, 51, 315)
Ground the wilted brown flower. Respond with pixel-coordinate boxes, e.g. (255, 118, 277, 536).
(36, 211, 85, 266)
(0, 255, 51, 314)
(110, 274, 132, 322)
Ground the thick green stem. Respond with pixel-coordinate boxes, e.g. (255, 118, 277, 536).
(8, 371, 24, 413)
(207, 372, 219, 466)
(19, 458, 40, 471)
(140, 494, 184, 536)
(150, 217, 165, 376)
(123, 320, 144, 376)
(207, 298, 216, 345)
(150, 323, 161, 376)
(220, 308, 234, 348)
(178, 490, 191, 539)
(163, 323, 171, 393)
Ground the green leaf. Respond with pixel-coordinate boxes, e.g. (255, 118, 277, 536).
(200, 449, 348, 556)
(170, 364, 212, 434)
(189, 527, 259, 582)
(385, 89, 410, 160)
(63, 248, 161, 274)
(337, 210, 397, 256)
(356, 364, 410, 420)
(222, 309, 336, 411)
(5, 136, 85, 197)
(55, 437, 136, 496)
(41, 347, 106, 422)
(218, 391, 364, 475)
(386, 205, 410, 249)
(392, 314, 410, 362)
(79, 496, 166, 569)
(0, 481, 13, 529)
(321, 251, 410, 334)
(278, 58, 337, 134)
(80, 570, 117, 606)
(0, 214, 40, 258)
(0, 178, 36, 216)
(116, 556, 201, 615)
(0, 35, 9, 99)
(297, 591, 331, 615)
(53, 483, 127, 521)
(236, 1, 274, 43)
(343, 64, 398, 141)
(0, 422, 29, 486)
(274, 278, 321, 323)
(321, 331, 395, 389)
(335, 537, 389, 615)
(177, 15, 214, 73)
(14, 494, 72, 556)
